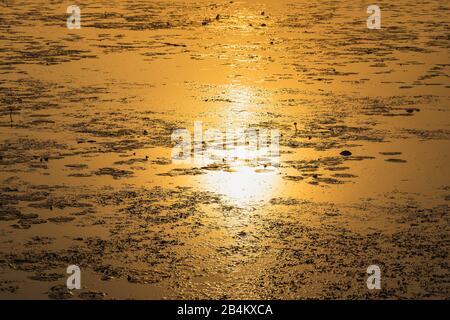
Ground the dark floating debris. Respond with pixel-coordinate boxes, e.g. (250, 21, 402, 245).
(79, 290, 106, 300)
(48, 216, 75, 223)
(385, 158, 407, 163)
(94, 167, 134, 179)
(162, 42, 187, 48)
(340, 150, 352, 156)
(332, 173, 358, 178)
(237, 231, 247, 237)
(47, 285, 74, 300)
(379, 152, 402, 156)
(29, 272, 64, 282)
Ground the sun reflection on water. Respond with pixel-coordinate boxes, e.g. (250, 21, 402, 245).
(201, 86, 281, 205)
(200, 165, 280, 206)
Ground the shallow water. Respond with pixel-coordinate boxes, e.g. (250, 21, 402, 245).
(0, 0, 449, 299)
